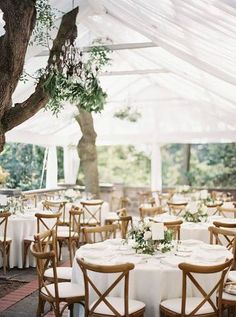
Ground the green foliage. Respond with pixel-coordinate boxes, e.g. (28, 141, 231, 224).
(43, 45, 110, 115)
(97, 145, 151, 186)
(114, 106, 142, 123)
(31, 0, 56, 47)
(0, 143, 45, 190)
(0, 143, 64, 190)
(162, 143, 236, 188)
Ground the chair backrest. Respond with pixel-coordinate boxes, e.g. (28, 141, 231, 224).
(81, 199, 103, 225)
(83, 224, 117, 244)
(119, 216, 133, 239)
(35, 212, 62, 234)
(163, 220, 183, 240)
(213, 221, 236, 229)
(179, 259, 232, 316)
(167, 201, 188, 216)
(77, 258, 134, 317)
(0, 212, 11, 245)
(216, 206, 236, 218)
(137, 191, 154, 206)
(139, 206, 164, 219)
(69, 206, 83, 237)
(42, 200, 65, 217)
(21, 194, 37, 208)
(31, 232, 60, 306)
(209, 226, 236, 264)
(116, 208, 128, 217)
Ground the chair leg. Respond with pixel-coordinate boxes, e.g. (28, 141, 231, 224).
(69, 304, 74, 317)
(23, 241, 31, 268)
(37, 297, 45, 317)
(58, 240, 63, 261)
(7, 242, 11, 271)
(3, 248, 6, 274)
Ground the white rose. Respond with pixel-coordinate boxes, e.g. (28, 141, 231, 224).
(143, 231, 152, 241)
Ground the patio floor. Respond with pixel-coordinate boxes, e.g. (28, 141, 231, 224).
(0, 247, 70, 317)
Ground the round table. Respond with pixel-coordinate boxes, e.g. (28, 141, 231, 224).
(0, 200, 111, 269)
(72, 239, 231, 317)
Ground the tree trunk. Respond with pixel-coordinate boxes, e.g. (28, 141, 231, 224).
(75, 109, 100, 198)
(180, 144, 191, 185)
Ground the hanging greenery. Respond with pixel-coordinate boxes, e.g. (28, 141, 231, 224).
(114, 106, 142, 122)
(24, 0, 112, 115)
(31, 0, 57, 47)
(43, 45, 111, 115)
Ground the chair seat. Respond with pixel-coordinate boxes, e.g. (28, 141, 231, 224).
(160, 297, 214, 315)
(44, 267, 72, 281)
(228, 271, 236, 282)
(90, 296, 145, 315)
(0, 236, 11, 242)
(222, 291, 236, 302)
(41, 282, 84, 299)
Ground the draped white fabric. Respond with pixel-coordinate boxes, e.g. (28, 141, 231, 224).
(4, 0, 236, 146)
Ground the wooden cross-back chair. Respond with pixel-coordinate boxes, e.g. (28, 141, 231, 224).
(111, 197, 130, 211)
(83, 224, 118, 244)
(0, 212, 11, 274)
(105, 209, 132, 239)
(21, 193, 38, 208)
(138, 191, 156, 207)
(42, 200, 67, 223)
(220, 280, 236, 316)
(164, 220, 183, 240)
(31, 233, 84, 317)
(77, 258, 145, 317)
(215, 206, 236, 218)
(34, 229, 72, 283)
(160, 259, 233, 317)
(208, 226, 236, 266)
(139, 206, 164, 219)
(57, 206, 83, 266)
(167, 201, 188, 217)
(23, 212, 61, 268)
(119, 216, 133, 239)
(80, 200, 103, 226)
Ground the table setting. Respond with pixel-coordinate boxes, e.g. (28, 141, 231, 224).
(72, 218, 232, 317)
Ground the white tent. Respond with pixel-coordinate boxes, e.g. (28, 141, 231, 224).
(2, 0, 236, 188)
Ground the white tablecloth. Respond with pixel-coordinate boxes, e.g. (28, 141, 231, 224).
(0, 201, 110, 268)
(72, 239, 231, 317)
(152, 214, 236, 244)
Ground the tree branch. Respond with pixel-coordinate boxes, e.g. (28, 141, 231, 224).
(2, 7, 79, 132)
(0, 0, 36, 114)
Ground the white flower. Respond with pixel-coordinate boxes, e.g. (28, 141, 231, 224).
(65, 189, 76, 198)
(164, 226, 168, 231)
(143, 231, 152, 241)
(201, 205, 208, 213)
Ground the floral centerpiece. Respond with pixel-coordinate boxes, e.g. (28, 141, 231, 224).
(63, 189, 81, 203)
(126, 220, 174, 255)
(183, 202, 208, 223)
(7, 197, 24, 214)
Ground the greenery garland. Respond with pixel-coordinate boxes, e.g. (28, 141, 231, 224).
(43, 45, 111, 115)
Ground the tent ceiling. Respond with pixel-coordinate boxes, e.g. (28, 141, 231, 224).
(3, 0, 236, 146)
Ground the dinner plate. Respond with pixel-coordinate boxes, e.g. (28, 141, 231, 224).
(201, 244, 225, 251)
